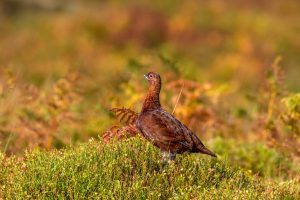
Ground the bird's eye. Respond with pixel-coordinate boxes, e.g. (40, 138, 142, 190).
(149, 74, 153, 78)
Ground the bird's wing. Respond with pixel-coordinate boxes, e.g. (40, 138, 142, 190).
(155, 109, 216, 156)
(137, 109, 194, 151)
(137, 109, 216, 156)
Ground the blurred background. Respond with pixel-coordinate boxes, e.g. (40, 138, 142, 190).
(0, 0, 300, 163)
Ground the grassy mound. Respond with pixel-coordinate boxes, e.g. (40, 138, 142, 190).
(0, 138, 299, 199)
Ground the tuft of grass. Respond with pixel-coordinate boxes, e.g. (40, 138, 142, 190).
(0, 138, 299, 199)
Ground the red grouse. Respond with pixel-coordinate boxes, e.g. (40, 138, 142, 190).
(136, 72, 216, 161)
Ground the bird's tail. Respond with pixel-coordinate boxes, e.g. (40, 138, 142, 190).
(191, 134, 217, 157)
(199, 147, 217, 157)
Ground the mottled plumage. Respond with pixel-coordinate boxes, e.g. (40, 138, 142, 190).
(136, 72, 216, 160)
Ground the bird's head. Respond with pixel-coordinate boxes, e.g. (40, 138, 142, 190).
(144, 72, 161, 86)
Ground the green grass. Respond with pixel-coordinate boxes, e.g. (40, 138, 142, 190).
(212, 137, 298, 179)
(1, 137, 299, 199)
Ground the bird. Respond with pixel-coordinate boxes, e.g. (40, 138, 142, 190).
(136, 72, 216, 162)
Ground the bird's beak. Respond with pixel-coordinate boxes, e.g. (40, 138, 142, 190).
(144, 74, 149, 80)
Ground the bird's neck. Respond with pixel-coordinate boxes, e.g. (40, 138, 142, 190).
(142, 83, 161, 112)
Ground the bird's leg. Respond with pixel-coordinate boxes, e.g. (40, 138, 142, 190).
(161, 151, 176, 163)
(169, 152, 176, 161)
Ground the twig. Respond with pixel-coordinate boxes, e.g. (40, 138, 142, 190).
(3, 132, 14, 154)
(172, 82, 184, 114)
